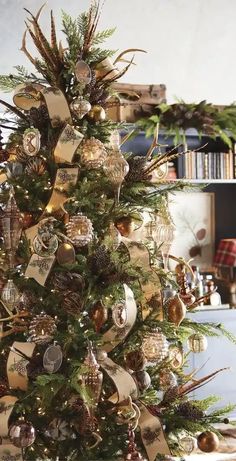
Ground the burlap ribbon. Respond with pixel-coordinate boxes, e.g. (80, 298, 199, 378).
(138, 403, 171, 460)
(121, 237, 163, 320)
(7, 341, 36, 391)
(0, 395, 23, 461)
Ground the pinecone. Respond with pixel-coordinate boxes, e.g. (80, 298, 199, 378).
(0, 381, 8, 398)
(63, 291, 83, 316)
(52, 272, 85, 293)
(162, 385, 179, 404)
(176, 401, 204, 421)
(89, 245, 112, 274)
(29, 105, 49, 129)
(26, 352, 44, 379)
(126, 155, 151, 182)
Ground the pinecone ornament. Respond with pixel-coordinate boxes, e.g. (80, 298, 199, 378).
(176, 401, 204, 421)
(162, 385, 179, 404)
(63, 291, 83, 316)
(25, 157, 46, 176)
(51, 272, 85, 293)
(126, 156, 150, 182)
(90, 245, 112, 274)
(29, 105, 49, 129)
(26, 353, 44, 379)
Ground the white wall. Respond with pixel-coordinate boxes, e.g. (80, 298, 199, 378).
(0, 0, 235, 104)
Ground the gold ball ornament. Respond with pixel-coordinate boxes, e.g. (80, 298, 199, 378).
(88, 105, 106, 122)
(197, 431, 219, 453)
(66, 213, 93, 247)
(187, 333, 208, 353)
(80, 137, 107, 169)
(9, 419, 36, 448)
(142, 329, 169, 364)
(28, 313, 57, 344)
(166, 294, 186, 326)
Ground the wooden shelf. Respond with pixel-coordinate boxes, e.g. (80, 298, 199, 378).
(172, 179, 236, 184)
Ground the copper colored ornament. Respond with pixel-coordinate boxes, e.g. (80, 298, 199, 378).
(66, 213, 93, 247)
(25, 157, 46, 175)
(124, 427, 147, 461)
(80, 137, 107, 169)
(56, 242, 76, 266)
(115, 216, 135, 237)
(197, 431, 219, 453)
(88, 105, 106, 122)
(89, 300, 108, 333)
(175, 262, 195, 306)
(0, 128, 9, 162)
(133, 370, 151, 392)
(187, 333, 208, 353)
(166, 294, 186, 326)
(9, 419, 36, 448)
(28, 313, 57, 344)
(1, 187, 23, 267)
(125, 350, 147, 371)
(21, 211, 34, 229)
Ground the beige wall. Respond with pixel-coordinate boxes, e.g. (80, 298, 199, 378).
(0, 0, 235, 104)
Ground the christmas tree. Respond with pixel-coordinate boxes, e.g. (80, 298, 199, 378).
(0, 3, 235, 461)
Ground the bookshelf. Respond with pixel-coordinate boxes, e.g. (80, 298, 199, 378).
(121, 128, 236, 248)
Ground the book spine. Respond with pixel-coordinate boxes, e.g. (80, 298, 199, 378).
(204, 152, 209, 179)
(225, 152, 230, 179)
(229, 149, 233, 179)
(208, 152, 212, 179)
(220, 152, 224, 179)
(234, 143, 236, 179)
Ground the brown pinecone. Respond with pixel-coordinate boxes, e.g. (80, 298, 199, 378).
(162, 385, 179, 404)
(126, 155, 150, 182)
(0, 381, 8, 397)
(29, 105, 49, 129)
(176, 401, 204, 420)
(26, 353, 44, 379)
(63, 291, 83, 316)
(125, 350, 146, 371)
(52, 272, 85, 293)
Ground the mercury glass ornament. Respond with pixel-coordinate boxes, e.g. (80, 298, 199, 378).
(1, 279, 20, 312)
(159, 369, 177, 391)
(66, 213, 93, 247)
(75, 59, 92, 85)
(154, 210, 175, 271)
(166, 294, 186, 326)
(79, 342, 103, 408)
(9, 419, 36, 448)
(80, 137, 107, 169)
(180, 435, 196, 454)
(1, 187, 23, 268)
(43, 343, 63, 373)
(142, 329, 169, 364)
(103, 149, 129, 202)
(70, 96, 91, 119)
(28, 313, 57, 344)
(187, 333, 208, 353)
(133, 370, 151, 392)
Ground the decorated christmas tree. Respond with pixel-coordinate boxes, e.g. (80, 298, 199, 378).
(0, 3, 235, 461)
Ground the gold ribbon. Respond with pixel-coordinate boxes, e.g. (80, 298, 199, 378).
(13, 83, 44, 110)
(121, 237, 163, 320)
(45, 167, 79, 215)
(7, 341, 36, 391)
(0, 444, 23, 461)
(100, 284, 138, 403)
(41, 87, 72, 128)
(138, 403, 171, 460)
(54, 124, 84, 164)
